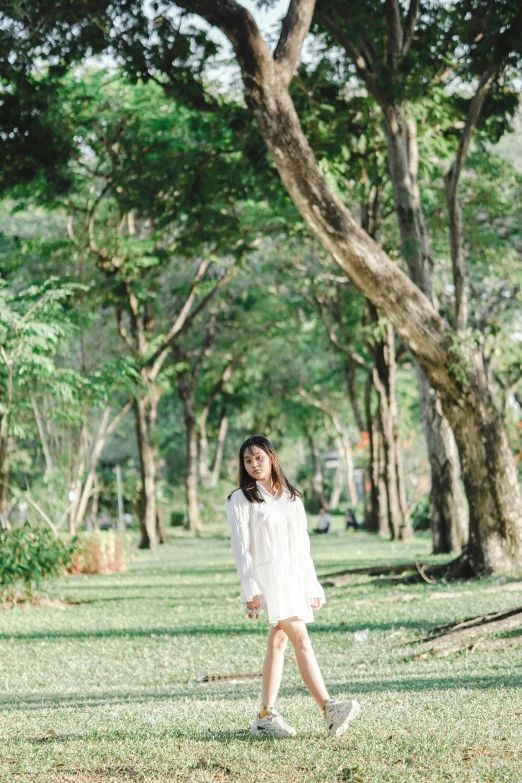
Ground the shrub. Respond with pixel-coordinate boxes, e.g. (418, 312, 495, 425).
(170, 510, 185, 527)
(68, 531, 129, 575)
(411, 494, 431, 531)
(0, 524, 77, 601)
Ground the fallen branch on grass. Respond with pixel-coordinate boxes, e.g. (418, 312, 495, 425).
(424, 605, 522, 641)
(197, 672, 262, 683)
(407, 606, 522, 658)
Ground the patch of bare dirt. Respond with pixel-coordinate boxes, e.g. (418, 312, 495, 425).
(0, 597, 80, 611)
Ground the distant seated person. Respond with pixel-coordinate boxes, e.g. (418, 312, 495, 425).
(345, 508, 359, 530)
(314, 507, 330, 534)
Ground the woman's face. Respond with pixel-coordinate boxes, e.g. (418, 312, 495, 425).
(243, 446, 272, 482)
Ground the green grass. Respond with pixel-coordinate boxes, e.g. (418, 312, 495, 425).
(1, 525, 522, 782)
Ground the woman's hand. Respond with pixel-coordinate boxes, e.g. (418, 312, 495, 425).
(310, 597, 323, 611)
(246, 595, 261, 620)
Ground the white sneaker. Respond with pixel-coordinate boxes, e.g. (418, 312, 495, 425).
(323, 698, 361, 737)
(249, 707, 297, 737)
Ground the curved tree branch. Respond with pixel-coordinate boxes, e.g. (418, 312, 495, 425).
(274, 0, 316, 86)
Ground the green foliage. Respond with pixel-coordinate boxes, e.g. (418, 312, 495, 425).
(447, 335, 471, 387)
(0, 524, 78, 601)
(411, 494, 431, 531)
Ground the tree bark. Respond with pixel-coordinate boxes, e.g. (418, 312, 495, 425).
(344, 360, 365, 432)
(0, 427, 11, 529)
(383, 108, 467, 553)
(156, 507, 168, 544)
(198, 404, 210, 485)
(90, 478, 100, 531)
(209, 405, 229, 488)
(375, 415, 391, 537)
(363, 373, 379, 532)
(181, 387, 202, 533)
(329, 437, 344, 510)
(416, 368, 468, 553)
(174, 0, 522, 574)
(69, 424, 87, 535)
(199, 360, 234, 486)
(30, 393, 54, 475)
(306, 431, 327, 510)
(134, 393, 159, 549)
(371, 312, 411, 540)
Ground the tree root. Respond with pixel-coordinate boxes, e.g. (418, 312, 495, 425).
(323, 550, 495, 588)
(322, 561, 432, 586)
(407, 606, 522, 658)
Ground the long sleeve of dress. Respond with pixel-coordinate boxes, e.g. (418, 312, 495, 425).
(296, 498, 326, 603)
(225, 491, 266, 603)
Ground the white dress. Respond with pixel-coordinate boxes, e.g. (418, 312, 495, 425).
(225, 482, 326, 626)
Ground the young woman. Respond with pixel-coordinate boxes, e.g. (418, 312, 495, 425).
(225, 435, 361, 738)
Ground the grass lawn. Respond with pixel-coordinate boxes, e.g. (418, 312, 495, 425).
(1, 523, 521, 782)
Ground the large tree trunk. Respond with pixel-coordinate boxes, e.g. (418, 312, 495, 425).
(416, 369, 468, 554)
(177, 2, 522, 574)
(134, 393, 159, 549)
(209, 406, 228, 488)
(383, 108, 467, 553)
(232, 30, 521, 574)
(371, 313, 411, 540)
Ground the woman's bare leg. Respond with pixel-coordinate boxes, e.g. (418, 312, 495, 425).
(261, 623, 289, 708)
(276, 617, 330, 708)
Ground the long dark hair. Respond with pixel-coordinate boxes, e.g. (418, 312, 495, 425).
(228, 435, 302, 504)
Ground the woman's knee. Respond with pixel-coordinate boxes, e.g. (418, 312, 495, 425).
(278, 620, 311, 653)
(290, 627, 312, 654)
(268, 627, 288, 652)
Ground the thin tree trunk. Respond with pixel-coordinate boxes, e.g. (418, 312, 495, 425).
(90, 478, 100, 531)
(383, 109, 467, 552)
(134, 393, 159, 549)
(371, 313, 410, 540)
(74, 401, 132, 531)
(344, 360, 365, 432)
(30, 393, 54, 475)
(198, 404, 210, 485)
(0, 426, 11, 529)
(182, 390, 202, 533)
(340, 430, 358, 508)
(209, 406, 228, 488)
(156, 507, 168, 544)
(199, 360, 234, 486)
(363, 374, 380, 532)
(306, 431, 327, 510)
(329, 437, 344, 509)
(69, 424, 88, 535)
(375, 415, 391, 538)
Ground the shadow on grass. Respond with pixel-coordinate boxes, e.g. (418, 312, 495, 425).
(0, 619, 434, 643)
(2, 671, 520, 716)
